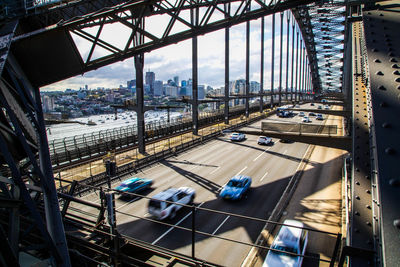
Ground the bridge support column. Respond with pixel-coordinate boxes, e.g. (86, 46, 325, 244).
(295, 29, 299, 102)
(135, 53, 146, 154)
(270, 13, 275, 106)
(191, 8, 199, 135)
(278, 12, 283, 106)
(245, 14, 250, 117)
(224, 5, 230, 124)
(290, 18, 295, 102)
(260, 17, 264, 113)
(285, 11, 290, 102)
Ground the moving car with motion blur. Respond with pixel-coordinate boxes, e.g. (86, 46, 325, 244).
(230, 132, 246, 141)
(258, 136, 273, 145)
(263, 219, 308, 267)
(148, 187, 195, 220)
(115, 177, 153, 197)
(219, 175, 252, 200)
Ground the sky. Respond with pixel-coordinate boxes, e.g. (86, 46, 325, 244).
(41, 11, 296, 92)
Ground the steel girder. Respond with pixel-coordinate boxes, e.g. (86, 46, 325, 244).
(9, 0, 317, 88)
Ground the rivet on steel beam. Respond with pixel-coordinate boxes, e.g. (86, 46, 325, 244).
(366, 189, 371, 194)
(379, 13, 383, 16)
(355, 211, 360, 216)
(378, 85, 386, 90)
(376, 71, 384, 76)
(389, 178, 400, 187)
(355, 228, 360, 233)
(366, 221, 372, 227)
(356, 195, 360, 200)
(385, 147, 395, 154)
(380, 102, 387, 107)
(374, 58, 381, 63)
(356, 181, 360, 185)
(367, 239, 373, 245)
(395, 77, 400, 83)
(366, 205, 371, 209)
(393, 70, 400, 75)
(394, 219, 400, 229)
(382, 122, 391, 128)
(372, 48, 378, 52)
(388, 52, 395, 57)
(390, 58, 398, 63)
(392, 64, 399, 68)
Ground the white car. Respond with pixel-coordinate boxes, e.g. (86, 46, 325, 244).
(263, 219, 308, 267)
(258, 136, 273, 145)
(298, 112, 305, 117)
(148, 187, 195, 220)
(324, 105, 330, 110)
(230, 132, 246, 141)
(302, 116, 311, 123)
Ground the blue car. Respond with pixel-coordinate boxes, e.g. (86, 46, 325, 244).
(219, 175, 252, 200)
(115, 177, 153, 197)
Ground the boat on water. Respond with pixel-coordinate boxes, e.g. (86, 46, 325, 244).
(87, 120, 97, 126)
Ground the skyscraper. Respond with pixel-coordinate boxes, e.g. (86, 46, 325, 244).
(145, 71, 155, 95)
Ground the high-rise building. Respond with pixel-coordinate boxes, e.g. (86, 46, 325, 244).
(127, 80, 136, 89)
(164, 85, 178, 97)
(154, 80, 163, 96)
(41, 95, 55, 112)
(145, 71, 155, 95)
(173, 76, 179, 86)
(198, 85, 205, 99)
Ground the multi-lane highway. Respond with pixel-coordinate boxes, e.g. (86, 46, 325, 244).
(71, 103, 334, 266)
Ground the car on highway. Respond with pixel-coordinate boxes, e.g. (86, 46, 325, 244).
(263, 219, 308, 267)
(310, 103, 315, 106)
(258, 136, 273, 145)
(230, 132, 246, 141)
(148, 187, 195, 220)
(302, 116, 311, 123)
(298, 111, 305, 117)
(324, 105, 330, 110)
(219, 175, 252, 200)
(115, 177, 153, 197)
(316, 114, 324, 120)
(317, 105, 322, 109)
(308, 112, 316, 116)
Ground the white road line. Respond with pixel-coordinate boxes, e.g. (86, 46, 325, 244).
(253, 147, 271, 162)
(283, 149, 288, 155)
(210, 166, 220, 174)
(235, 166, 248, 176)
(212, 215, 231, 235)
(116, 196, 140, 211)
(260, 172, 269, 182)
(152, 202, 204, 245)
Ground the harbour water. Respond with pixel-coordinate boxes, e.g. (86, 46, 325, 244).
(46, 110, 183, 141)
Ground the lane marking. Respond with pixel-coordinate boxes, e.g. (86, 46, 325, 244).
(235, 166, 248, 176)
(152, 202, 204, 245)
(212, 215, 231, 235)
(260, 172, 269, 182)
(210, 166, 220, 174)
(253, 147, 271, 162)
(116, 196, 141, 211)
(283, 149, 288, 155)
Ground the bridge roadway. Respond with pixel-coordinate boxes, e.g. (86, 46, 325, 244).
(68, 103, 344, 266)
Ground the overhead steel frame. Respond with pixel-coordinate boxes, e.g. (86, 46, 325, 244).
(285, 11, 290, 102)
